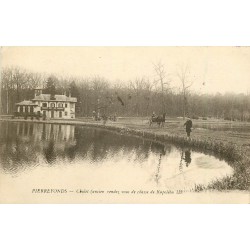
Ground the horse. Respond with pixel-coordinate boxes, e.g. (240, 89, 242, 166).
(149, 113, 166, 127)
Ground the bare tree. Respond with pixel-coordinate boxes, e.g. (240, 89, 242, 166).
(91, 76, 109, 116)
(79, 78, 91, 116)
(176, 64, 194, 119)
(129, 78, 144, 116)
(1, 69, 10, 114)
(129, 77, 154, 116)
(143, 78, 154, 116)
(153, 61, 171, 114)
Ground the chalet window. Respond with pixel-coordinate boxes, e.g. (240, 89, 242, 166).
(58, 103, 63, 108)
(65, 103, 68, 108)
(51, 103, 55, 108)
(42, 103, 47, 107)
(65, 111, 68, 116)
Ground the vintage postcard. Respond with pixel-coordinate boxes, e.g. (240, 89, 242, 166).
(0, 46, 249, 203)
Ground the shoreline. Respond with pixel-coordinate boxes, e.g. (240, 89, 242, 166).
(1, 117, 250, 191)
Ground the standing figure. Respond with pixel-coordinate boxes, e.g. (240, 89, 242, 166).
(92, 110, 96, 120)
(102, 114, 108, 125)
(184, 117, 193, 139)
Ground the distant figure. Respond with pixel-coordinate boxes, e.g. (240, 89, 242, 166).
(152, 111, 156, 119)
(92, 110, 96, 120)
(184, 118, 193, 139)
(102, 114, 108, 125)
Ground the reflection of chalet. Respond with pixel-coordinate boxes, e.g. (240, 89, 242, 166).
(15, 88, 77, 119)
(16, 122, 76, 144)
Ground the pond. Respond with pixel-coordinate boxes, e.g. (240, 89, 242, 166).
(0, 121, 233, 191)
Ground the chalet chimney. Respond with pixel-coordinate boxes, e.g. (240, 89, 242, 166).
(35, 88, 42, 98)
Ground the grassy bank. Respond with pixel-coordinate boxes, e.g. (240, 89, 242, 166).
(1, 117, 250, 191)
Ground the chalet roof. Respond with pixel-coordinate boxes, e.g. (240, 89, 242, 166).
(32, 94, 77, 102)
(15, 100, 38, 106)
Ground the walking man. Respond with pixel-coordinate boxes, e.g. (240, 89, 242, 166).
(184, 117, 193, 139)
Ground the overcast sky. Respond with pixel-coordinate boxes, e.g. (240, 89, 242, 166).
(1, 46, 250, 94)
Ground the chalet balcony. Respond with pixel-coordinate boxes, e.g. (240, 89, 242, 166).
(41, 107, 65, 111)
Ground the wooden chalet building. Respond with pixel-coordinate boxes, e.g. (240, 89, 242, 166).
(15, 88, 77, 119)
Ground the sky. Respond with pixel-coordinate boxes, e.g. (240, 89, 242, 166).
(1, 46, 250, 94)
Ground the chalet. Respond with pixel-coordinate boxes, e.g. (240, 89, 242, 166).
(15, 88, 77, 119)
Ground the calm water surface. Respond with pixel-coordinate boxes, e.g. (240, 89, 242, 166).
(0, 121, 233, 191)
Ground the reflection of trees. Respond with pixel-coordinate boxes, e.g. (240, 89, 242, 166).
(150, 142, 171, 156)
(0, 122, 77, 172)
(41, 123, 46, 140)
(154, 153, 162, 185)
(0, 121, 175, 174)
(72, 127, 154, 164)
(149, 142, 172, 186)
(0, 122, 38, 174)
(44, 139, 56, 164)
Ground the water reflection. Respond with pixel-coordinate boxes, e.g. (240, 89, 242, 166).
(181, 148, 192, 168)
(178, 148, 192, 177)
(0, 122, 77, 174)
(0, 121, 233, 190)
(1, 121, 166, 173)
(44, 139, 56, 164)
(150, 143, 171, 185)
(184, 150, 192, 167)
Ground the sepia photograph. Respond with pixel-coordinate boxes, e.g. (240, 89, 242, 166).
(0, 46, 249, 203)
(1, 1, 250, 250)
